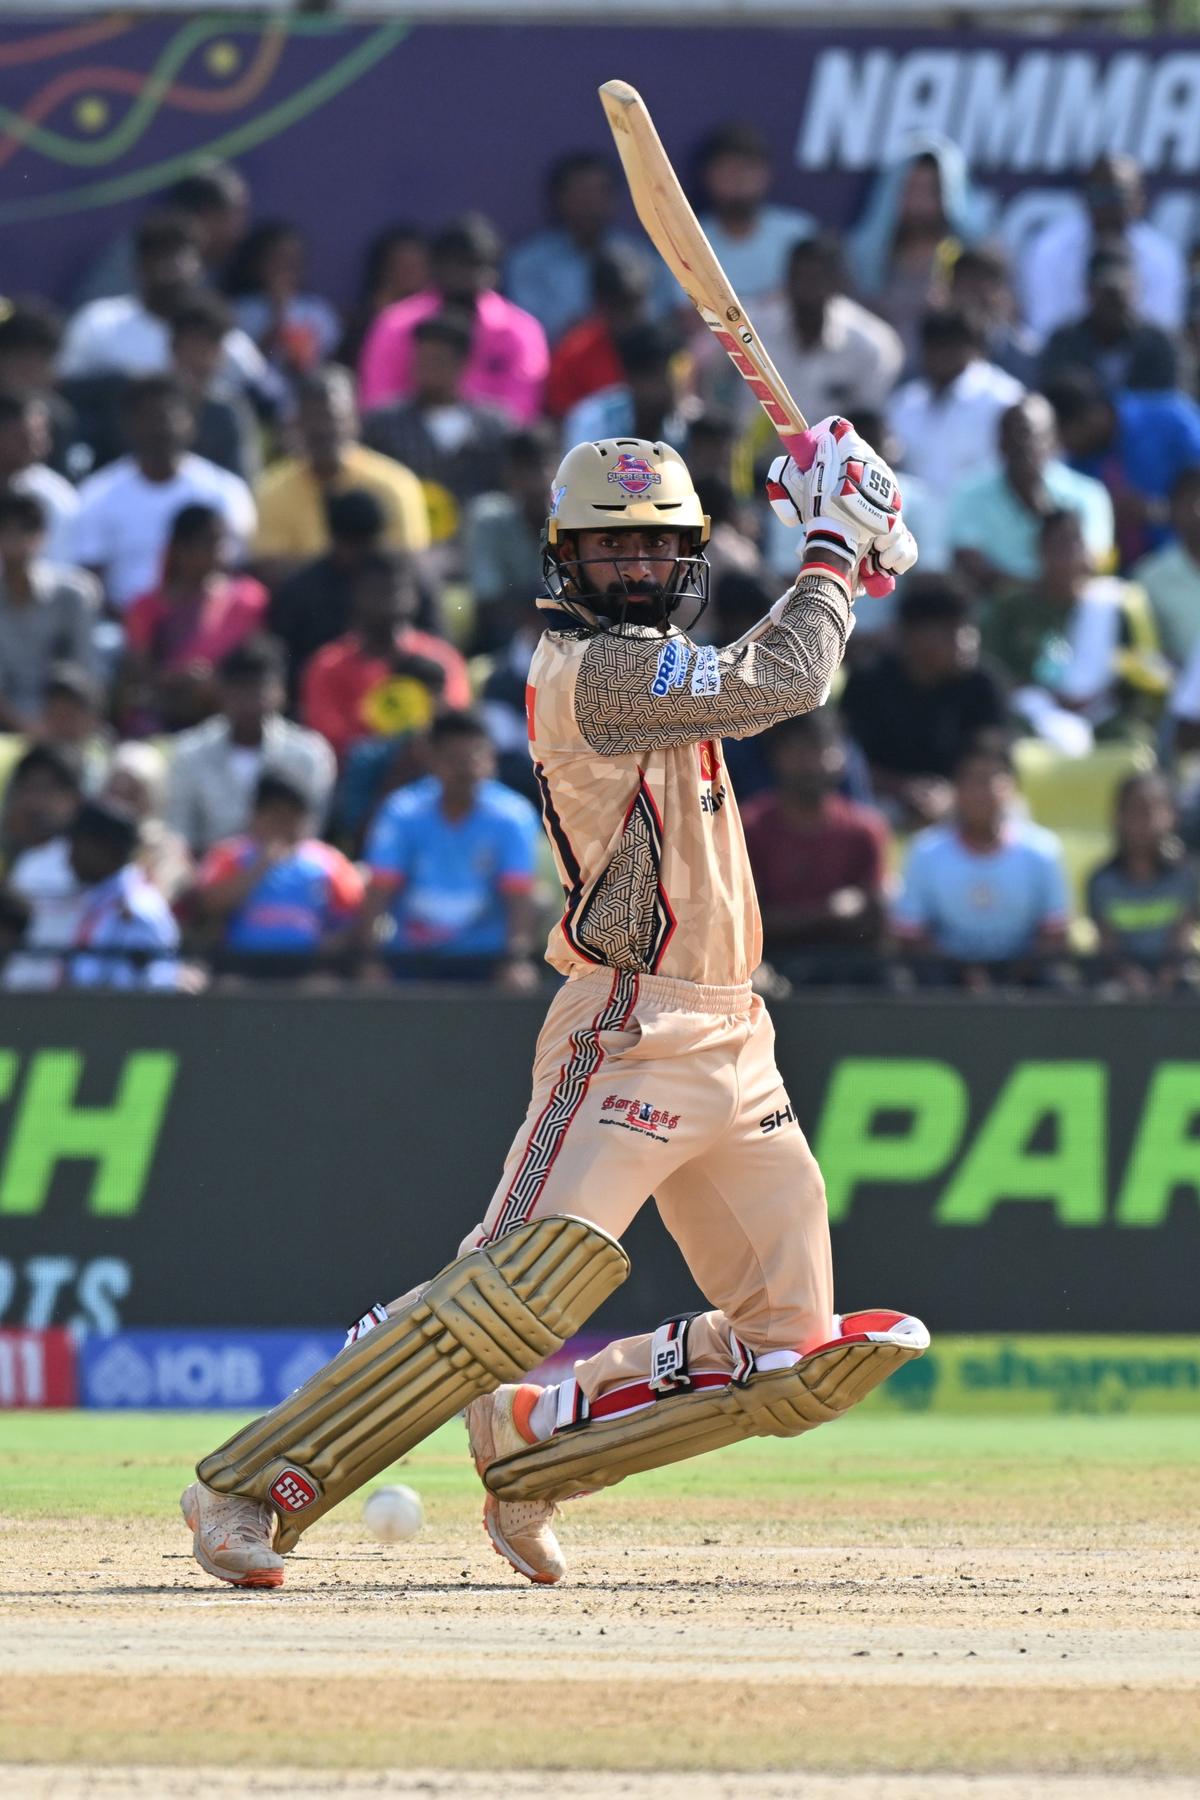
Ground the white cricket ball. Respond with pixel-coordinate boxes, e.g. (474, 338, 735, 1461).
(363, 1483, 424, 1543)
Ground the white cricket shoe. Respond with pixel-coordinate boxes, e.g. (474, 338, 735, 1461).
(180, 1479, 285, 1589)
(466, 1384, 565, 1585)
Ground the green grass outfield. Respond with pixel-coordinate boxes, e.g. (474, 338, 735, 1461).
(6, 1409, 1198, 1530)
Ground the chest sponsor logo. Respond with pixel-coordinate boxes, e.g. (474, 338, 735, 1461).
(651, 640, 692, 698)
(600, 1093, 681, 1144)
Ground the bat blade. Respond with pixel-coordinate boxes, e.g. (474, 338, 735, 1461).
(599, 78, 810, 452)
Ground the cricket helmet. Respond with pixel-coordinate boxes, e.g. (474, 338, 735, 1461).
(541, 437, 710, 632)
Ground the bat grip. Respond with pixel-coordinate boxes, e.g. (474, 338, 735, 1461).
(779, 429, 819, 471)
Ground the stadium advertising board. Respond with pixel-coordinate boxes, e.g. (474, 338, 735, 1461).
(4, 20, 1200, 305)
(0, 996, 1197, 1340)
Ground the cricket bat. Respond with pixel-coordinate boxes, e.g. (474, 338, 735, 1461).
(600, 78, 897, 604)
(599, 78, 814, 468)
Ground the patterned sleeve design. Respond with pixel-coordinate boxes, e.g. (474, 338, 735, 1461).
(572, 574, 852, 756)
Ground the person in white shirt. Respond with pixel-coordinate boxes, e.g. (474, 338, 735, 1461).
(165, 633, 334, 854)
(887, 306, 1025, 568)
(695, 122, 815, 306)
(62, 797, 180, 991)
(59, 210, 280, 409)
(1018, 153, 1186, 346)
(68, 375, 255, 611)
(0, 393, 78, 563)
(2, 743, 85, 991)
(728, 233, 903, 428)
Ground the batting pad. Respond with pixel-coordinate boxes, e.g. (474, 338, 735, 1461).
(485, 1314, 929, 1505)
(197, 1214, 629, 1549)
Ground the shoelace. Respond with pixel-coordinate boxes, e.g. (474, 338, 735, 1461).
(208, 1493, 273, 1548)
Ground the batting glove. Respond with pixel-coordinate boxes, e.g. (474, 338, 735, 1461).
(766, 416, 917, 597)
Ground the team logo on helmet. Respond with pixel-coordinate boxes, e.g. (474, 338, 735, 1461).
(607, 453, 662, 497)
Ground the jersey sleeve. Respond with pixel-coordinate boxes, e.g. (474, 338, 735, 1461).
(365, 803, 410, 889)
(194, 839, 248, 888)
(1036, 838, 1071, 927)
(324, 849, 367, 920)
(570, 571, 852, 755)
(494, 805, 538, 894)
(892, 841, 936, 938)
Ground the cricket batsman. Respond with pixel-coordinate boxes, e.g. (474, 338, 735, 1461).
(182, 418, 927, 1589)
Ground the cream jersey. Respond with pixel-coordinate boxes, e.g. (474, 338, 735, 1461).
(527, 569, 853, 988)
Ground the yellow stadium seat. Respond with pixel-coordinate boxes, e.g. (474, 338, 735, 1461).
(1012, 738, 1156, 834)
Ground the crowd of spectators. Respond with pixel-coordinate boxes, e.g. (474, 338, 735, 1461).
(3, 135, 1200, 997)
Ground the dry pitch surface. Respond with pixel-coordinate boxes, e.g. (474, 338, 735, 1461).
(1, 1411, 1197, 1800)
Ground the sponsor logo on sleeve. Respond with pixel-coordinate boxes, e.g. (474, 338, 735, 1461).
(690, 644, 721, 696)
(650, 640, 692, 699)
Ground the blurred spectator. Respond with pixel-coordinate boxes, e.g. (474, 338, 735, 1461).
(68, 375, 256, 611)
(545, 247, 652, 420)
(887, 307, 1025, 565)
(507, 152, 674, 345)
(464, 426, 557, 647)
(849, 139, 981, 360)
(695, 477, 764, 619)
(948, 246, 1037, 386)
(360, 215, 549, 423)
(101, 741, 193, 901)
(981, 510, 1167, 754)
(1088, 772, 1198, 995)
(362, 312, 509, 507)
(694, 123, 814, 307)
(1047, 369, 1200, 567)
(121, 504, 269, 734)
(63, 798, 180, 990)
(840, 578, 1007, 829)
(170, 293, 261, 483)
(59, 212, 276, 407)
(947, 395, 1115, 600)
(742, 709, 888, 954)
(563, 320, 693, 450)
(893, 741, 1069, 986)
(0, 301, 91, 481)
(40, 663, 112, 792)
(1133, 468, 1200, 670)
(1, 741, 81, 867)
(0, 392, 79, 561)
(0, 491, 99, 733)
(268, 487, 386, 701)
(1039, 243, 1181, 394)
(166, 634, 334, 854)
(301, 550, 469, 761)
(253, 366, 429, 579)
(362, 709, 540, 983)
(2, 744, 84, 988)
(225, 221, 342, 382)
(733, 234, 902, 427)
(1167, 628, 1200, 754)
(72, 162, 250, 308)
(1018, 153, 1186, 344)
(189, 769, 363, 963)
(338, 225, 429, 370)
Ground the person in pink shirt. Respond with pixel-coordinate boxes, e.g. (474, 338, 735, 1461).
(359, 215, 549, 424)
(120, 503, 268, 733)
(301, 548, 470, 761)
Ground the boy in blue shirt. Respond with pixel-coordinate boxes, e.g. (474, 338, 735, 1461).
(894, 739, 1069, 986)
(363, 710, 540, 983)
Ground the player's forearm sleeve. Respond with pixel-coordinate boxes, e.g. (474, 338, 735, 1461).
(572, 572, 852, 754)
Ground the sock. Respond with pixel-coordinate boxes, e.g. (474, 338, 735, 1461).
(528, 1384, 560, 1442)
